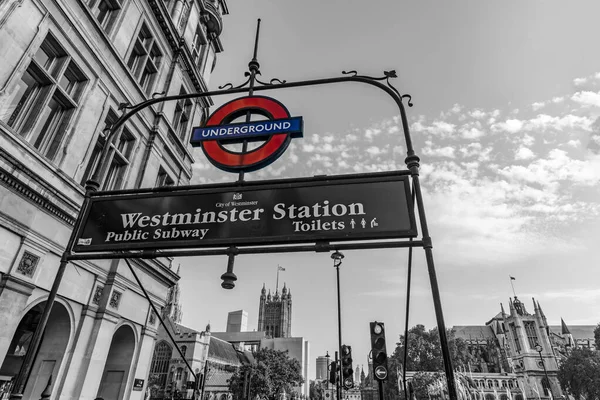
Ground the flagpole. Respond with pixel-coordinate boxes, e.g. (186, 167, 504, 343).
(276, 265, 280, 293)
(509, 276, 516, 297)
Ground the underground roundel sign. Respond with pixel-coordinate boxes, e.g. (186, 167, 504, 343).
(190, 96, 303, 173)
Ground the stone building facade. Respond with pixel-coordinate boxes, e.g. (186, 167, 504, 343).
(257, 284, 292, 338)
(148, 322, 253, 400)
(449, 297, 594, 400)
(0, 0, 227, 399)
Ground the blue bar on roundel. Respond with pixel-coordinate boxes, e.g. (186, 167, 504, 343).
(190, 117, 303, 145)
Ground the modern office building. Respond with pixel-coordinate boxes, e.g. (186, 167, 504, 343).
(0, 0, 228, 399)
(226, 310, 248, 333)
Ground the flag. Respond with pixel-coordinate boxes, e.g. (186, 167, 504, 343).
(278, 266, 285, 271)
(510, 276, 516, 280)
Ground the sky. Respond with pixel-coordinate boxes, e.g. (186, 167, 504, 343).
(174, 0, 600, 379)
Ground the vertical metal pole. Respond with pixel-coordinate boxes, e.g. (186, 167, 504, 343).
(335, 264, 343, 400)
(200, 359, 210, 400)
(238, 18, 261, 183)
(538, 351, 552, 399)
(378, 380, 384, 400)
(406, 158, 457, 400)
(335, 351, 340, 400)
(9, 186, 94, 399)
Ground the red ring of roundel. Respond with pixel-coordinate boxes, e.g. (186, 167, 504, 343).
(200, 96, 293, 173)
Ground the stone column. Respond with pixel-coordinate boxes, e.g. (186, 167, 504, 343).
(129, 325, 158, 400)
(0, 274, 35, 362)
(55, 306, 103, 400)
(76, 311, 120, 400)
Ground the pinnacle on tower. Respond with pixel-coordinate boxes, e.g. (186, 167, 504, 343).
(561, 318, 571, 334)
(500, 302, 507, 318)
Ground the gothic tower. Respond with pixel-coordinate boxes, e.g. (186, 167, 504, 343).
(500, 297, 562, 399)
(257, 283, 292, 338)
(162, 264, 183, 324)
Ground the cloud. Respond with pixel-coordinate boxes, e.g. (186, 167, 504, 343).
(492, 119, 523, 133)
(515, 146, 535, 160)
(571, 91, 600, 107)
(531, 102, 546, 111)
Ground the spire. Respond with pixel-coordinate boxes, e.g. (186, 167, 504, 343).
(282, 282, 287, 294)
(509, 297, 516, 316)
(261, 283, 266, 294)
(561, 318, 571, 334)
(501, 303, 507, 318)
(206, 322, 211, 333)
(267, 289, 271, 301)
(538, 300, 547, 319)
(176, 263, 181, 275)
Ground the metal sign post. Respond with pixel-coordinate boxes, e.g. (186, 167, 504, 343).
(10, 19, 458, 400)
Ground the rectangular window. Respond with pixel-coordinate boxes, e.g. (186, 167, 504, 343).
(88, 0, 122, 31)
(0, 33, 87, 161)
(510, 324, 521, 353)
(81, 109, 135, 189)
(523, 321, 539, 349)
(172, 87, 192, 139)
(103, 127, 135, 190)
(81, 110, 117, 184)
(155, 167, 174, 187)
(127, 23, 162, 94)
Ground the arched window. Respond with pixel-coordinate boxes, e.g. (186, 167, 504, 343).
(176, 367, 183, 380)
(502, 380, 507, 388)
(487, 380, 493, 389)
(516, 395, 524, 400)
(500, 394, 509, 400)
(541, 378, 551, 396)
(181, 345, 187, 358)
(485, 394, 495, 400)
(508, 381, 513, 389)
(150, 341, 173, 387)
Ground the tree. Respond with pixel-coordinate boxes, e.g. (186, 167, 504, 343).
(557, 347, 600, 400)
(309, 380, 323, 400)
(594, 323, 600, 350)
(388, 325, 476, 400)
(229, 348, 305, 400)
(391, 325, 475, 373)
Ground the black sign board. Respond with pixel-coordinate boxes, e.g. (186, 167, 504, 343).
(73, 171, 416, 253)
(133, 378, 144, 391)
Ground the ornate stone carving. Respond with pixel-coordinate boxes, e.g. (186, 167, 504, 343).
(149, 309, 156, 325)
(109, 290, 122, 309)
(17, 251, 39, 278)
(92, 285, 104, 305)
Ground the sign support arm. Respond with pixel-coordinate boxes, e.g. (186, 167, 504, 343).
(122, 258, 197, 383)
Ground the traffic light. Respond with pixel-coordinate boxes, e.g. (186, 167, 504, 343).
(329, 361, 338, 385)
(341, 345, 354, 389)
(370, 321, 388, 381)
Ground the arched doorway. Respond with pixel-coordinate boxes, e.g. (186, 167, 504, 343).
(0, 301, 71, 399)
(97, 325, 136, 400)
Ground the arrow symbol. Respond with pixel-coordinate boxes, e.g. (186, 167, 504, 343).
(370, 218, 378, 228)
(350, 219, 356, 229)
(361, 218, 366, 228)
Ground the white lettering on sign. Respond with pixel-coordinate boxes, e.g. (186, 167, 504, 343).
(272, 201, 365, 220)
(100, 200, 371, 245)
(200, 121, 294, 138)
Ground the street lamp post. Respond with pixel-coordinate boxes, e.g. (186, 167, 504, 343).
(331, 251, 345, 400)
(535, 343, 553, 399)
(325, 351, 331, 391)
